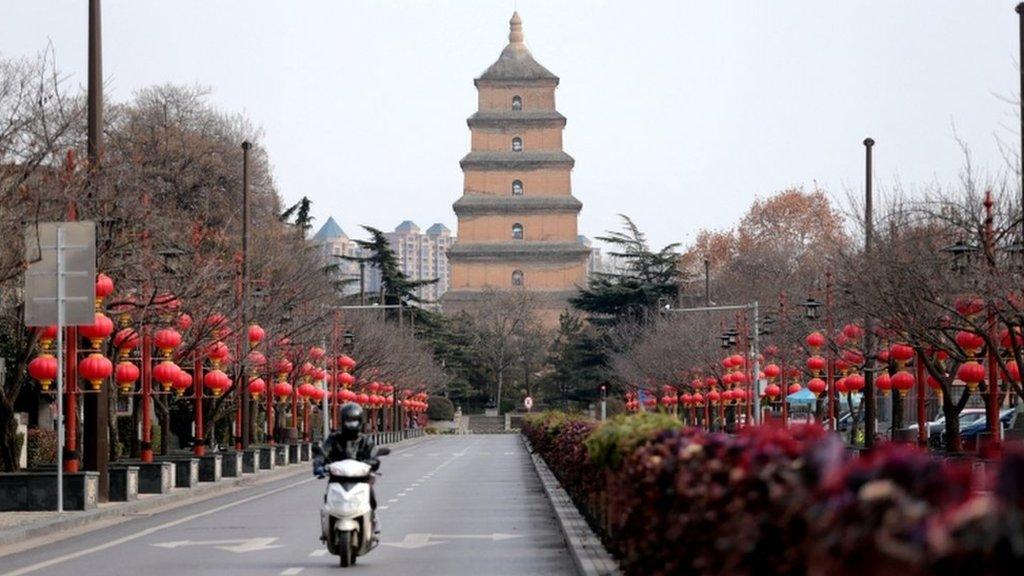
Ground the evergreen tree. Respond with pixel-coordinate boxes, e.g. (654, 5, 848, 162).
(344, 226, 438, 307)
(570, 215, 683, 325)
(541, 311, 606, 409)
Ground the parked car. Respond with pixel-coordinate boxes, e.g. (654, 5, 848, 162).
(936, 408, 1016, 449)
(907, 408, 987, 438)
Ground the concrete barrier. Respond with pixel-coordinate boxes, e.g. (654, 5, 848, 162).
(107, 464, 139, 501)
(156, 457, 200, 488)
(0, 472, 99, 511)
(220, 451, 244, 477)
(197, 454, 222, 483)
(274, 445, 289, 466)
(258, 447, 276, 470)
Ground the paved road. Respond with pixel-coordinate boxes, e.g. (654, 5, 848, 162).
(0, 435, 576, 576)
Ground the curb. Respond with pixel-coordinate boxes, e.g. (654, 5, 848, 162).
(523, 437, 620, 576)
(0, 435, 433, 550)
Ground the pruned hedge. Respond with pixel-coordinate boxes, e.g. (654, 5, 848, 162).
(523, 412, 1024, 576)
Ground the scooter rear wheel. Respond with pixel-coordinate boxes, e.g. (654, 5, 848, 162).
(338, 530, 355, 567)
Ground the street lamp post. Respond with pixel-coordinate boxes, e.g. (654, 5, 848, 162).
(863, 137, 877, 449)
(240, 140, 252, 449)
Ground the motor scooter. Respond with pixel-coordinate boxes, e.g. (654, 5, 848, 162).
(319, 446, 390, 567)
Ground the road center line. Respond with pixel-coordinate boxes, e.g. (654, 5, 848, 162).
(1, 477, 314, 576)
(280, 568, 303, 575)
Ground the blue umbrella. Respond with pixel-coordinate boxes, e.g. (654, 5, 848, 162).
(786, 387, 817, 406)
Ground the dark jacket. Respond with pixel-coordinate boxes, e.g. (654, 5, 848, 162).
(312, 432, 380, 471)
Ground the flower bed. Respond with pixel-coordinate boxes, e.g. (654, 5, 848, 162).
(523, 412, 1024, 576)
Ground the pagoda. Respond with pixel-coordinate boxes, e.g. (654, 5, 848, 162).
(444, 12, 589, 322)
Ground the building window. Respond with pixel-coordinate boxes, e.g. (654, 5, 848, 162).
(512, 95, 522, 111)
(512, 180, 523, 196)
(512, 270, 524, 286)
(512, 137, 523, 152)
(512, 223, 524, 240)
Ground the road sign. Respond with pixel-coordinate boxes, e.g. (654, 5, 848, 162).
(524, 396, 533, 410)
(24, 221, 96, 327)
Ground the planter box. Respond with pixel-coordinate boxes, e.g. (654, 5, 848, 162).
(108, 465, 139, 502)
(220, 451, 244, 477)
(274, 445, 289, 466)
(241, 449, 259, 474)
(156, 457, 200, 488)
(135, 462, 174, 494)
(258, 447, 276, 470)
(300, 443, 311, 461)
(288, 444, 299, 464)
(0, 471, 99, 511)
(197, 454, 222, 483)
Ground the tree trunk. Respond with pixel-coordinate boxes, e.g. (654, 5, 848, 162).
(943, 396, 961, 453)
(892, 391, 904, 432)
(0, 399, 18, 472)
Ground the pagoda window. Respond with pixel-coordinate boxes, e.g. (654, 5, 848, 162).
(511, 95, 522, 111)
(512, 223, 524, 240)
(512, 270, 524, 286)
(512, 137, 523, 152)
(512, 180, 523, 196)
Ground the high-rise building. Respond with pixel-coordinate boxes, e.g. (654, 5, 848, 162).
(444, 12, 589, 322)
(385, 221, 455, 305)
(312, 217, 366, 296)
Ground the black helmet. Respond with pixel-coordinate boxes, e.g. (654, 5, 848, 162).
(339, 402, 364, 439)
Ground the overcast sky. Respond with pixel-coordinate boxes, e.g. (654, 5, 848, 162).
(2, 1, 1018, 249)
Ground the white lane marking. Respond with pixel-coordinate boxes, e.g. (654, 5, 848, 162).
(0, 476, 314, 576)
(378, 506, 389, 510)
(152, 537, 282, 553)
(387, 498, 398, 503)
(280, 568, 304, 575)
(411, 483, 420, 486)
(309, 549, 328, 557)
(503, 452, 515, 455)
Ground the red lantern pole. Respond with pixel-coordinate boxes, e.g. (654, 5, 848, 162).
(779, 293, 789, 426)
(64, 327, 79, 473)
(193, 352, 204, 456)
(303, 397, 310, 441)
(825, 270, 835, 431)
(266, 373, 274, 445)
(140, 328, 153, 463)
(291, 382, 299, 431)
(984, 191, 1001, 450)
(915, 350, 926, 447)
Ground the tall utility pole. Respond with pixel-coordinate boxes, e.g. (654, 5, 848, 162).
(1017, 4, 1024, 245)
(863, 138, 877, 449)
(83, 0, 110, 502)
(240, 141, 252, 448)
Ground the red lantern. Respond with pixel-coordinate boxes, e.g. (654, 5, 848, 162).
(247, 350, 267, 369)
(841, 323, 863, 341)
(876, 372, 892, 395)
(153, 328, 182, 357)
(337, 355, 357, 372)
(172, 369, 193, 397)
(78, 353, 113, 390)
(956, 361, 985, 391)
(275, 358, 294, 378)
(95, 273, 114, 306)
(692, 392, 704, 405)
(926, 374, 943, 395)
(79, 312, 114, 349)
(338, 372, 355, 387)
(835, 377, 848, 394)
(204, 369, 231, 396)
(154, 293, 181, 314)
(176, 313, 193, 331)
(309, 346, 326, 361)
(28, 353, 58, 391)
(892, 370, 915, 396)
(889, 344, 915, 367)
(841, 349, 864, 367)
(805, 332, 826, 350)
(954, 331, 985, 357)
(845, 373, 865, 393)
(206, 341, 231, 367)
(807, 377, 826, 397)
(764, 383, 781, 400)
(954, 296, 985, 317)
(36, 325, 59, 350)
(248, 324, 265, 348)
(708, 390, 721, 404)
(787, 383, 802, 395)
(729, 354, 745, 368)
(114, 361, 140, 394)
(806, 356, 826, 374)
(1005, 360, 1021, 383)
(112, 328, 140, 358)
(357, 393, 370, 405)
(368, 381, 381, 393)
(153, 360, 181, 392)
(273, 381, 293, 399)
(248, 377, 267, 399)
(764, 364, 781, 380)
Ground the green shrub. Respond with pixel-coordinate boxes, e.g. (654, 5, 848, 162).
(26, 428, 57, 468)
(585, 412, 682, 470)
(426, 396, 455, 421)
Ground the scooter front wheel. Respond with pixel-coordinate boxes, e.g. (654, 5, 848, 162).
(338, 530, 355, 567)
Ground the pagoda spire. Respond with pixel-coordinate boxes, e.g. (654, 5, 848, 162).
(509, 11, 524, 45)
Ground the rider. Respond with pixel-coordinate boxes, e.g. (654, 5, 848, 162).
(312, 402, 381, 535)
